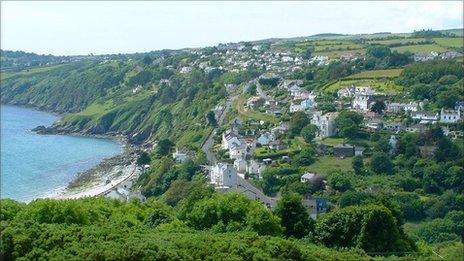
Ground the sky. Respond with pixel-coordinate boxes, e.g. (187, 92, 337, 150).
(1, 1, 463, 56)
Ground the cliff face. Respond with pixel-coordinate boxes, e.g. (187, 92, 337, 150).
(1, 59, 225, 147)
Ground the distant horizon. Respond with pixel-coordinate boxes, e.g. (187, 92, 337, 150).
(2, 27, 462, 57)
(1, 1, 463, 56)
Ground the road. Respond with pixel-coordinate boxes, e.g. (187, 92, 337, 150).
(201, 96, 234, 163)
(255, 81, 271, 100)
(201, 91, 277, 208)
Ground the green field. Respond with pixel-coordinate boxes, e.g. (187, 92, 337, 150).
(0, 64, 66, 80)
(234, 96, 279, 124)
(433, 37, 464, 48)
(367, 37, 427, 45)
(392, 44, 448, 53)
(323, 78, 403, 93)
(305, 155, 353, 176)
(345, 68, 403, 79)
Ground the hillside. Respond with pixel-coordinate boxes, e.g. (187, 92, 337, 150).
(1, 28, 464, 260)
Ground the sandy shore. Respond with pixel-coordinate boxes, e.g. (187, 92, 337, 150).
(52, 163, 139, 199)
(43, 144, 141, 200)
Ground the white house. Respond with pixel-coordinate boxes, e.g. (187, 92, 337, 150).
(234, 158, 247, 173)
(222, 130, 241, 150)
(412, 111, 439, 123)
(289, 103, 303, 113)
(440, 108, 461, 123)
(210, 163, 238, 188)
(246, 160, 265, 177)
(311, 111, 338, 137)
(229, 140, 247, 159)
(353, 94, 374, 111)
(404, 102, 421, 112)
(300, 172, 317, 183)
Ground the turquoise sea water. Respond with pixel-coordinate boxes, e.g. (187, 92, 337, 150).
(1, 105, 122, 202)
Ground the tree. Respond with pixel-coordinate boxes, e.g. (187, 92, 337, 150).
(274, 193, 314, 238)
(301, 124, 318, 143)
(289, 111, 310, 136)
(160, 86, 176, 104)
(335, 110, 363, 139)
(302, 46, 314, 60)
(314, 204, 416, 253)
(156, 139, 174, 157)
(352, 155, 364, 175)
(370, 100, 386, 114)
(366, 45, 391, 59)
(293, 147, 316, 166)
(370, 152, 394, 174)
(206, 111, 217, 126)
(137, 151, 151, 166)
(142, 56, 153, 66)
(328, 171, 352, 192)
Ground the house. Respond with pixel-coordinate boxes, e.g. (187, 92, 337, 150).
(384, 122, 403, 133)
(302, 194, 328, 219)
(337, 85, 375, 98)
(411, 111, 439, 123)
(366, 119, 383, 132)
(289, 85, 304, 97)
(404, 102, 421, 112)
(333, 144, 354, 157)
(300, 172, 323, 184)
(222, 130, 241, 150)
(172, 148, 190, 163)
(180, 66, 192, 74)
(234, 158, 247, 173)
(269, 140, 288, 150)
(405, 123, 427, 133)
(271, 123, 289, 136)
(386, 102, 404, 113)
(440, 51, 463, 60)
(354, 146, 365, 156)
(455, 101, 464, 112)
(413, 52, 438, 62)
(440, 108, 461, 123)
(311, 111, 338, 137)
(229, 141, 247, 159)
(210, 163, 238, 188)
(105, 187, 146, 202)
(353, 94, 375, 111)
(289, 103, 303, 113)
(257, 132, 274, 145)
(246, 160, 265, 176)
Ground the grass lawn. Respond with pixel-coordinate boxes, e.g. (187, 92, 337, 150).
(323, 78, 402, 93)
(254, 139, 303, 159)
(234, 96, 279, 124)
(319, 137, 347, 146)
(305, 155, 353, 176)
(433, 37, 464, 48)
(345, 68, 403, 79)
(392, 44, 448, 53)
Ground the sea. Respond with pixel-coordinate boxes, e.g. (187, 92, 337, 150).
(0, 105, 122, 202)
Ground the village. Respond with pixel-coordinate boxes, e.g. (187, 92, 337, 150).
(105, 37, 463, 220)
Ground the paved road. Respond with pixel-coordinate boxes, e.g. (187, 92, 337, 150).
(201, 93, 277, 208)
(256, 82, 271, 100)
(201, 97, 234, 163)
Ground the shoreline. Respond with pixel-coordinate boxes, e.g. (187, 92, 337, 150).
(2, 103, 143, 201)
